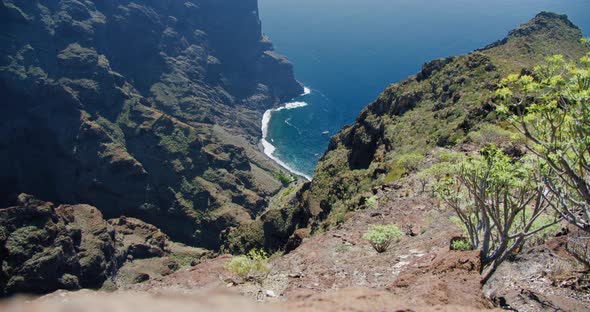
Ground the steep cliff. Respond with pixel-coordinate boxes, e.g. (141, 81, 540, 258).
(224, 12, 590, 251)
(0, 0, 302, 248)
(305, 12, 589, 228)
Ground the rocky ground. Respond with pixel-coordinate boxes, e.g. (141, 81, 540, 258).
(4, 179, 586, 311)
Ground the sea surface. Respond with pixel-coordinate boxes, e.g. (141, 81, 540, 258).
(258, 0, 590, 178)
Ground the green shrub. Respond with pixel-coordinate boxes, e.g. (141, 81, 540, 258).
(335, 244, 351, 253)
(496, 54, 590, 234)
(435, 145, 562, 283)
(366, 195, 379, 209)
(467, 124, 516, 146)
(273, 171, 292, 186)
(451, 239, 472, 251)
(362, 224, 404, 253)
(396, 153, 425, 172)
(225, 249, 270, 283)
(384, 166, 406, 183)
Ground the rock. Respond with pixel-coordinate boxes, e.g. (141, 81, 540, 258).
(132, 273, 150, 284)
(264, 290, 277, 297)
(416, 57, 455, 82)
(0, 195, 117, 296)
(109, 216, 170, 260)
(284, 229, 310, 254)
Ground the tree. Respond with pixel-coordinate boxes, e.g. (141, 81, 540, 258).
(496, 53, 590, 232)
(436, 146, 561, 284)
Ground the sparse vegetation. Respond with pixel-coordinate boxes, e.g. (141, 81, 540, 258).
(436, 145, 562, 283)
(466, 124, 518, 147)
(396, 153, 425, 172)
(384, 166, 406, 183)
(273, 171, 292, 186)
(335, 244, 352, 253)
(366, 195, 379, 209)
(225, 249, 270, 283)
(362, 224, 404, 253)
(451, 239, 472, 251)
(416, 151, 464, 193)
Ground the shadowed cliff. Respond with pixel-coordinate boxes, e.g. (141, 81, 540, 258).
(0, 0, 302, 248)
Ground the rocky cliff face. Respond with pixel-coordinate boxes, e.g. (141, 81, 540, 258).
(0, 0, 302, 248)
(224, 12, 590, 251)
(0, 194, 117, 296)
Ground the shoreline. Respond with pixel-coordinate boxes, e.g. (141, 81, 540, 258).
(261, 87, 313, 181)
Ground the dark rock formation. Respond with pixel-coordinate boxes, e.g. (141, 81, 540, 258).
(109, 216, 169, 260)
(0, 0, 302, 248)
(0, 194, 117, 296)
(0, 194, 208, 295)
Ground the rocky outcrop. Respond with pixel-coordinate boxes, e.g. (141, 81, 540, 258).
(109, 216, 169, 260)
(0, 0, 302, 248)
(107, 215, 211, 288)
(0, 194, 117, 296)
(0, 194, 210, 295)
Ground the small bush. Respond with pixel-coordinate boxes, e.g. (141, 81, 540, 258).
(335, 244, 351, 253)
(273, 171, 292, 186)
(362, 224, 404, 253)
(467, 124, 517, 146)
(451, 239, 472, 251)
(366, 195, 379, 209)
(225, 249, 270, 283)
(384, 166, 406, 183)
(396, 153, 425, 172)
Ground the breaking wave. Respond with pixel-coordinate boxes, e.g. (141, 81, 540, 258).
(260, 88, 312, 181)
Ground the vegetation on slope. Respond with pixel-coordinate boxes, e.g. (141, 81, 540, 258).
(224, 13, 590, 256)
(0, 0, 303, 250)
(308, 12, 590, 232)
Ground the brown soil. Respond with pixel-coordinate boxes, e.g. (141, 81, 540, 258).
(2, 181, 588, 311)
(484, 235, 590, 311)
(122, 186, 496, 311)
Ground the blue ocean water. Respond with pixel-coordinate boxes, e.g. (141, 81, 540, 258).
(259, 0, 590, 178)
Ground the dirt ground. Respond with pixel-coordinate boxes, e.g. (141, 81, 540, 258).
(2, 181, 588, 311)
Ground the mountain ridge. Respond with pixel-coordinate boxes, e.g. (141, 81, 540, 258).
(223, 11, 590, 254)
(0, 0, 302, 249)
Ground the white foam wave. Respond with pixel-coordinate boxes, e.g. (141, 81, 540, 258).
(303, 86, 311, 95)
(261, 100, 312, 181)
(282, 101, 308, 110)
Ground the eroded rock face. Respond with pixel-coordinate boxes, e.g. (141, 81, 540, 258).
(109, 216, 169, 260)
(0, 194, 117, 296)
(0, 194, 210, 295)
(0, 0, 302, 248)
